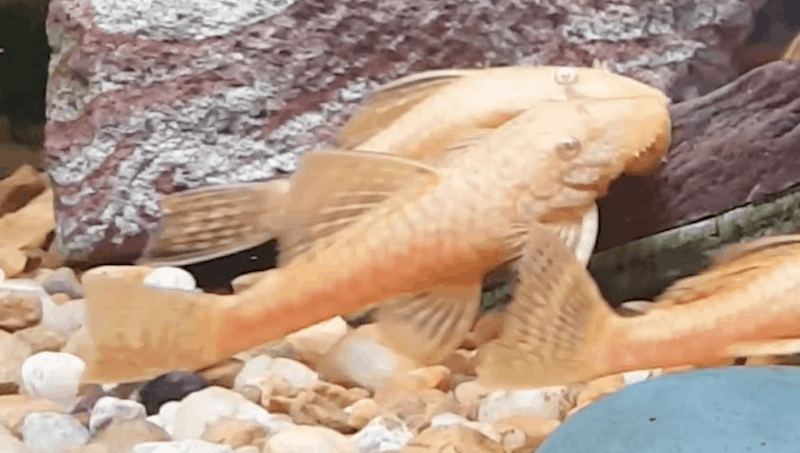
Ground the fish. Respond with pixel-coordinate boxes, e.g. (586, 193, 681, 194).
(475, 232, 800, 389)
(139, 65, 670, 269)
(76, 77, 671, 384)
(781, 31, 800, 61)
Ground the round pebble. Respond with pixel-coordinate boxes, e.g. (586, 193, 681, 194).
(143, 267, 197, 291)
(89, 395, 147, 434)
(21, 351, 86, 407)
(136, 371, 210, 415)
(22, 412, 90, 452)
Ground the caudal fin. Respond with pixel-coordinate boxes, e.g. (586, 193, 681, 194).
(139, 180, 290, 266)
(78, 266, 234, 383)
(474, 223, 617, 388)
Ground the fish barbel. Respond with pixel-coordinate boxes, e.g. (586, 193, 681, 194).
(75, 72, 671, 384)
(475, 232, 800, 389)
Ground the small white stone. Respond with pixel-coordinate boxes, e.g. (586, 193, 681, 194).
(90, 395, 147, 434)
(232, 355, 274, 390)
(430, 412, 468, 428)
(267, 426, 351, 453)
(22, 412, 90, 452)
(350, 415, 413, 453)
(21, 351, 86, 407)
(40, 295, 85, 337)
(148, 414, 164, 428)
(159, 400, 182, 437)
(133, 439, 234, 453)
(478, 386, 572, 423)
(144, 267, 197, 291)
(623, 369, 656, 386)
(269, 357, 319, 390)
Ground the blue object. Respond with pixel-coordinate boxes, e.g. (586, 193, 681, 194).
(537, 366, 800, 453)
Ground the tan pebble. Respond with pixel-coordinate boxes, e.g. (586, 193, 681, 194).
(265, 396, 293, 414)
(0, 394, 60, 436)
(404, 365, 453, 392)
(50, 293, 72, 305)
(200, 416, 268, 449)
(0, 382, 19, 396)
(284, 316, 349, 368)
(0, 164, 48, 218)
(469, 312, 505, 348)
(88, 418, 170, 452)
(0, 248, 27, 278)
(441, 349, 476, 376)
(0, 330, 32, 385)
(380, 388, 460, 434)
(404, 424, 506, 453)
(493, 415, 560, 452)
(312, 381, 361, 408)
(0, 291, 41, 331)
(454, 380, 491, 420)
(292, 402, 354, 434)
(13, 324, 67, 354)
(266, 425, 351, 453)
(0, 187, 55, 251)
(346, 398, 380, 430)
(238, 385, 262, 404)
(198, 358, 244, 389)
(346, 387, 371, 401)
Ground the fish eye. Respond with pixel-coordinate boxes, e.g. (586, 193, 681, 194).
(556, 137, 582, 160)
(554, 67, 578, 85)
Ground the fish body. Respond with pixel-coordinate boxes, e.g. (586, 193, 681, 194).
(78, 69, 672, 383)
(476, 233, 800, 389)
(142, 65, 669, 268)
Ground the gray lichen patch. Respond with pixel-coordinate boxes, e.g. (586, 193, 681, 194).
(89, 0, 300, 40)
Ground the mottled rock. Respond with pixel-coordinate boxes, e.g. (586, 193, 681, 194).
(0, 290, 41, 332)
(135, 372, 210, 415)
(89, 396, 147, 434)
(21, 412, 89, 452)
(44, 0, 767, 264)
(20, 352, 85, 408)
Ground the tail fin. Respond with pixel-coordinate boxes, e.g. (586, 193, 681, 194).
(474, 223, 617, 388)
(139, 180, 290, 266)
(78, 266, 234, 383)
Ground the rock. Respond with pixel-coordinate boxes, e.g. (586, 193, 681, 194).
(350, 415, 413, 453)
(0, 164, 48, 218)
(171, 386, 291, 440)
(453, 380, 491, 420)
(12, 324, 68, 354)
(378, 388, 460, 433)
(40, 294, 85, 337)
(135, 372, 210, 416)
(143, 267, 197, 291)
(200, 417, 267, 450)
(0, 288, 42, 332)
(0, 424, 29, 453)
(537, 367, 800, 452)
(133, 439, 233, 453)
(0, 394, 61, 436)
(312, 381, 366, 409)
(344, 398, 380, 430)
(0, 247, 27, 279)
(21, 412, 90, 452)
(266, 425, 352, 453)
(622, 369, 661, 386)
(198, 359, 244, 389)
(478, 386, 577, 423)
(316, 325, 421, 390)
(46, 0, 768, 264)
(0, 329, 32, 385)
(0, 188, 54, 251)
(0, 382, 19, 395)
(37, 267, 85, 300)
(284, 317, 350, 367)
(20, 352, 85, 408)
(89, 396, 147, 434)
(87, 418, 171, 453)
(158, 401, 181, 437)
(232, 355, 273, 391)
(402, 424, 506, 453)
(233, 356, 318, 393)
(269, 358, 319, 391)
(493, 415, 561, 453)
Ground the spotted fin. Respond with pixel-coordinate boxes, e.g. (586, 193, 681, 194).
(475, 222, 616, 388)
(278, 149, 440, 266)
(139, 180, 290, 266)
(373, 284, 482, 365)
(337, 69, 475, 149)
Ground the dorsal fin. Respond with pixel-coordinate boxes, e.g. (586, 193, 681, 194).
(337, 69, 475, 149)
(277, 149, 440, 266)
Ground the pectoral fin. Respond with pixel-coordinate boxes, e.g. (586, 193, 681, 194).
(475, 222, 615, 389)
(373, 284, 482, 365)
(139, 179, 290, 266)
(279, 150, 440, 265)
(552, 202, 598, 266)
(724, 338, 800, 358)
(337, 69, 474, 149)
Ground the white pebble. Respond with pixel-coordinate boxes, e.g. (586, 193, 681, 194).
(21, 351, 86, 408)
(269, 357, 319, 390)
(623, 369, 655, 386)
(90, 395, 147, 434)
(133, 439, 233, 453)
(22, 412, 89, 452)
(267, 426, 350, 453)
(148, 414, 164, 428)
(159, 401, 182, 437)
(40, 296, 85, 337)
(350, 415, 413, 453)
(144, 267, 197, 291)
(233, 355, 274, 390)
(478, 386, 572, 423)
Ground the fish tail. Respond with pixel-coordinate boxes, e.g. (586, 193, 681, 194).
(474, 226, 620, 388)
(139, 178, 291, 266)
